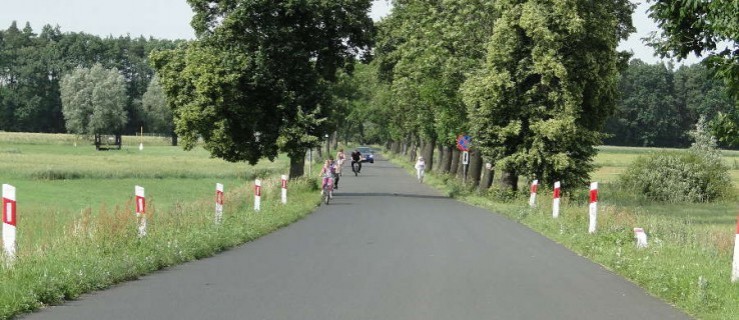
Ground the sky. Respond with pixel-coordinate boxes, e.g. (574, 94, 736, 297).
(0, 0, 699, 65)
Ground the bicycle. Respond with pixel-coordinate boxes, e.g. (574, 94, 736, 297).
(321, 175, 334, 205)
(351, 160, 362, 176)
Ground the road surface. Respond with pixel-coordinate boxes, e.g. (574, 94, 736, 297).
(24, 156, 691, 320)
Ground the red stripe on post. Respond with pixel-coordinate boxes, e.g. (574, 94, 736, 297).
(136, 196, 146, 214)
(530, 184, 538, 193)
(281, 179, 287, 189)
(255, 185, 262, 197)
(3, 198, 16, 226)
(553, 188, 560, 199)
(216, 190, 224, 205)
(736, 216, 738, 234)
(589, 189, 598, 203)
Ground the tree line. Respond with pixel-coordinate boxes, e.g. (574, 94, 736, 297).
(334, 0, 736, 191)
(1, 0, 736, 185)
(0, 21, 181, 135)
(605, 60, 736, 148)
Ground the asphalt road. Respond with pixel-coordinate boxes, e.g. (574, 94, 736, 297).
(23, 157, 692, 320)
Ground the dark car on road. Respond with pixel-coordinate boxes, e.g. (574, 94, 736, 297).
(357, 146, 374, 163)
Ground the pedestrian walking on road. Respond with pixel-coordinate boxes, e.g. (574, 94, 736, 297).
(415, 156, 426, 183)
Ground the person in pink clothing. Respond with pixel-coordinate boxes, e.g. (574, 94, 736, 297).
(319, 159, 336, 197)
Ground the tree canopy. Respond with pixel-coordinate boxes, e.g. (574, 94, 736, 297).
(152, 0, 374, 177)
(60, 64, 128, 136)
(647, 0, 739, 97)
(461, 0, 635, 189)
(0, 22, 181, 134)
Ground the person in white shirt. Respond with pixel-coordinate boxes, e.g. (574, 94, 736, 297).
(414, 156, 426, 183)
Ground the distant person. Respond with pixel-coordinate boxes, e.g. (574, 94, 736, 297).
(414, 156, 426, 183)
(335, 148, 346, 187)
(351, 149, 362, 174)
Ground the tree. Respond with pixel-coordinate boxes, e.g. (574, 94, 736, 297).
(141, 75, 176, 145)
(605, 60, 686, 147)
(462, 0, 634, 191)
(647, 0, 739, 97)
(60, 64, 128, 140)
(153, 0, 374, 178)
(373, 0, 497, 174)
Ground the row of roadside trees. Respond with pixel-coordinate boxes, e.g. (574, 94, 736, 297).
(1, 1, 736, 183)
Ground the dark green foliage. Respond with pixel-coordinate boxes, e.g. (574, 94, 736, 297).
(619, 119, 733, 202)
(647, 0, 738, 98)
(605, 61, 735, 148)
(619, 151, 731, 203)
(0, 22, 182, 134)
(153, 0, 374, 176)
(462, 0, 635, 190)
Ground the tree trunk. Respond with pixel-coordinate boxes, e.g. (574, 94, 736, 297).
(409, 141, 418, 163)
(171, 133, 178, 146)
(498, 169, 518, 192)
(392, 141, 401, 154)
(456, 152, 465, 181)
(436, 144, 445, 172)
(450, 148, 460, 175)
(442, 146, 453, 173)
(481, 163, 494, 190)
(422, 138, 435, 172)
(468, 149, 483, 187)
(289, 151, 306, 179)
(332, 130, 339, 150)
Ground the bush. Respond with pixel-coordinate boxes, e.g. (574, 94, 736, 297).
(620, 117, 734, 203)
(618, 152, 731, 203)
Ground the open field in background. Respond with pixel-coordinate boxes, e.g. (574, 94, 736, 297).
(593, 146, 739, 190)
(0, 132, 292, 249)
(397, 145, 739, 319)
(0, 132, 327, 319)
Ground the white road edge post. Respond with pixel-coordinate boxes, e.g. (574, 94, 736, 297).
(135, 186, 146, 237)
(2, 184, 17, 263)
(732, 216, 739, 283)
(215, 183, 224, 224)
(529, 180, 538, 207)
(281, 175, 288, 205)
(634, 227, 648, 248)
(553, 181, 561, 218)
(254, 179, 262, 212)
(588, 182, 598, 234)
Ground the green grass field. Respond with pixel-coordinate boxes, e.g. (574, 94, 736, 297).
(0, 133, 290, 249)
(0, 132, 324, 319)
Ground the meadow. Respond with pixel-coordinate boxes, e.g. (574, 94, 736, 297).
(0, 132, 321, 319)
(392, 145, 739, 320)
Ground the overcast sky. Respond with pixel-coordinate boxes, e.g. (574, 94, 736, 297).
(0, 0, 698, 65)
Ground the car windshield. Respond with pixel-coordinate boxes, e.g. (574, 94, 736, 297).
(357, 147, 371, 154)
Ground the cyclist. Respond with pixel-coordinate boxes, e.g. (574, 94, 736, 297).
(319, 159, 336, 197)
(350, 149, 362, 174)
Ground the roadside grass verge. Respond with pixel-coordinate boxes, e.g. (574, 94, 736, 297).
(0, 177, 321, 319)
(387, 148, 739, 320)
(0, 133, 325, 319)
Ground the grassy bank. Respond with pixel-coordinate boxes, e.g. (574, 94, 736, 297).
(0, 133, 323, 319)
(388, 147, 739, 320)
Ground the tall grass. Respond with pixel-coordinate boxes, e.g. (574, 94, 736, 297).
(0, 133, 324, 319)
(389, 147, 739, 320)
